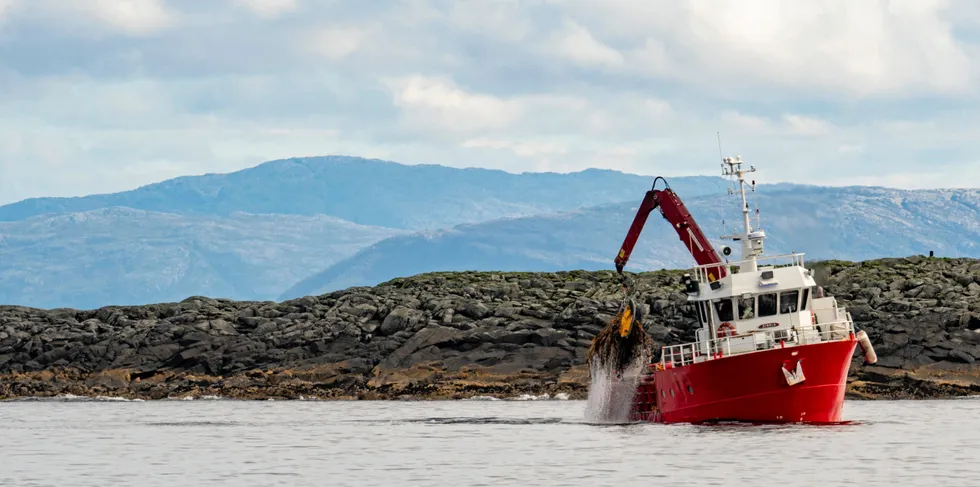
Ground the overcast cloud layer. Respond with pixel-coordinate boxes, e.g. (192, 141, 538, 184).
(1, 0, 980, 204)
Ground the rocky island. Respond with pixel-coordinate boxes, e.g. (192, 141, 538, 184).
(2, 256, 979, 401)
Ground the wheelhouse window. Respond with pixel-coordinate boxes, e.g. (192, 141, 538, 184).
(714, 299, 734, 322)
(738, 297, 755, 320)
(779, 290, 799, 314)
(801, 288, 810, 310)
(696, 302, 708, 325)
(758, 293, 777, 317)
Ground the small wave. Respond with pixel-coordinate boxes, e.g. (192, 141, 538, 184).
(163, 395, 228, 401)
(464, 392, 570, 401)
(403, 417, 564, 425)
(145, 421, 240, 427)
(163, 396, 196, 401)
(509, 393, 574, 401)
(510, 393, 551, 401)
(4, 394, 143, 403)
(463, 396, 501, 401)
(94, 395, 144, 402)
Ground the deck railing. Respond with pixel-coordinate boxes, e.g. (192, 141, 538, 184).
(690, 252, 806, 284)
(659, 320, 854, 369)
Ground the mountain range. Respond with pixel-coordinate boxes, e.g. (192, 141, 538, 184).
(281, 186, 980, 299)
(0, 207, 403, 309)
(0, 156, 722, 231)
(1, 155, 978, 310)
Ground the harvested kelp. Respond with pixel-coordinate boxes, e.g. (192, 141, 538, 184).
(586, 295, 654, 373)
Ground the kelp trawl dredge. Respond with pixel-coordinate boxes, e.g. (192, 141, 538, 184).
(588, 154, 878, 424)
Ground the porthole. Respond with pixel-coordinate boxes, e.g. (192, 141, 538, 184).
(670, 389, 675, 397)
(661, 390, 666, 398)
(687, 385, 694, 394)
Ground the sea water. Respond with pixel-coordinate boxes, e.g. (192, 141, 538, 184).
(1, 397, 978, 486)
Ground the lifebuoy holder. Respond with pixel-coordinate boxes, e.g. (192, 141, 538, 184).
(716, 322, 736, 339)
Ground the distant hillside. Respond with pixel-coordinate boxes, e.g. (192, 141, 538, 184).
(0, 156, 727, 231)
(0, 208, 402, 309)
(281, 186, 980, 299)
(1, 154, 978, 310)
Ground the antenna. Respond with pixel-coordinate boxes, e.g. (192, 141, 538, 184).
(718, 132, 735, 195)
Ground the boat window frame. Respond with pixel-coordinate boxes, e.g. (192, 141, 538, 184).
(713, 298, 734, 322)
(702, 301, 715, 329)
(695, 301, 708, 325)
(779, 290, 800, 314)
(758, 292, 777, 317)
(738, 296, 755, 320)
(801, 288, 811, 310)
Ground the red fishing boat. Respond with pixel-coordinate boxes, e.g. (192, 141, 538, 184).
(610, 155, 877, 424)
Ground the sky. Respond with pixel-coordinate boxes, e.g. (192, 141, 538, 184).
(1, 0, 980, 204)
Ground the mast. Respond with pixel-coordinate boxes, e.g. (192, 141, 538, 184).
(721, 156, 765, 273)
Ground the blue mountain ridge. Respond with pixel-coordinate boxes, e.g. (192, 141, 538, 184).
(0, 156, 726, 231)
(0, 156, 724, 309)
(280, 186, 980, 300)
(0, 208, 404, 310)
(0, 155, 976, 309)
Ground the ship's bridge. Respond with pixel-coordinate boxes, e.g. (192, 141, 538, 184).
(666, 253, 853, 364)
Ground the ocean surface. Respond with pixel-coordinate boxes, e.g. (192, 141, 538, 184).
(1, 396, 978, 486)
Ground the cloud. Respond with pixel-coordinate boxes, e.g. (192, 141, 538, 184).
(783, 115, 833, 137)
(11, 0, 180, 36)
(563, 0, 975, 98)
(544, 20, 624, 69)
(1, 0, 980, 205)
(86, 0, 176, 35)
(307, 26, 369, 60)
(461, 138, 568, 158)
(234, 0, 296, 18)
(384, 75, 523, 135)
(720, 111, 835, 137)
(0, 0, 18, 18)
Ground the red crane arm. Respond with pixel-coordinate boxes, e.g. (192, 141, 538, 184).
(615, 189, 660, 273)
(614, 187, 727, 282)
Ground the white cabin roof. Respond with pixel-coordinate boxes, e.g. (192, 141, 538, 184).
(687, 254, 817, 302)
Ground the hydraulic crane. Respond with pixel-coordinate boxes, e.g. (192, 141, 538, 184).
(589, 177, 726, 372)
(614, 177, 728, 283)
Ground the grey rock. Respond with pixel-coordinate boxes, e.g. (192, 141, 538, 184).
(381, 325, 457, 368)
(380, 307, 421, 336)
(876, 355, 905, 368)
(459, 302, 491, 320)
(949, 349, 976, 364)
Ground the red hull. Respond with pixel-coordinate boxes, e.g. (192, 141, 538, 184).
(631, 338, 858, 424)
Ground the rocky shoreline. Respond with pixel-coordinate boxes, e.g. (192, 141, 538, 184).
(2, 256, 980, 401)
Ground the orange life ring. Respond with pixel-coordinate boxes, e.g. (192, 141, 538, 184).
(716, 322, 736, 339)
(811, 311, 817, 325)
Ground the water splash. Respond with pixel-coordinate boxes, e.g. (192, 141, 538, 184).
(583, 355, 648, 424)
